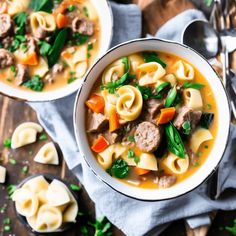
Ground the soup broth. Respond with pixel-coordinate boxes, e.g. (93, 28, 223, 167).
(85, 51, 217, 189)
(0, 0, 100, 92)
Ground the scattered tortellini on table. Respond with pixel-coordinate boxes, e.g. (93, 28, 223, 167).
(0, 165, 7, 183)
(12, 176, 78, 233)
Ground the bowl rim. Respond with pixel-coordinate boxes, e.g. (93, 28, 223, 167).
(14, 173, 79, 234)
(73, 37, 231, 201)
(0, 0, 113, 102)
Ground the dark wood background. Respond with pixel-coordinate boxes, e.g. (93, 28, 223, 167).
(1, 0, 236, 235)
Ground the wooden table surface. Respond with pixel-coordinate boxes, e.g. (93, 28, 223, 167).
(1, 1, 236, 236)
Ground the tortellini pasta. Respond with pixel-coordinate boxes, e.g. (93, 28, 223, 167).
(30, 12, 56, 36)
(11, 122, 43, 149)
(137, 62, 166, 86)
(97, 144, 127, 169)
(174, 60, 194, 81)
(164, 74, 177, 86)
(7, 0, 30, 16)
(13, 188, 39, 217)
(102, 59, 125, 84)
(128, 54, 144, 74)
(14, 176, 78, 232)
(101, 90, 118, 116)
(137, 153, 158, 171)
(163, 153, 189, 174)
(190, 128, 213, 153)
(183, 88, 203, 110)
(34, 142, 59, 165)
(29, 57, 49, 78)
(0, 165, 6, 183)
(116, 85, 143, 122)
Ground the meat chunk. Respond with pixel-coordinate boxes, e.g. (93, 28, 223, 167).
(15, 64, 28, 86)
(0, 14, 13, 38)
(72, 17, 94, 36)
(33, 26, 47, 39)
(146, 99, 164, 119)
(25, 35, 36, 53)
(87, 111, 108, 133)
(0, 49, 14, 68)
(173, 106, 202, 132)
(185, 146, 198, 166)
(158, 175, 177, 188)
(134, 121, 162, 152)
(1, 36, 13, 49)
(52, 63, 64, 74)
(103, 131, 119, 144)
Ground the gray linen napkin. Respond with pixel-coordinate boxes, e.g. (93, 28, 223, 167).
(29, 5, 236, 236)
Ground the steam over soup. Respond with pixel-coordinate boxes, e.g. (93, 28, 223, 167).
(0, 0, 100, 92)
(85, 51, 217, 189)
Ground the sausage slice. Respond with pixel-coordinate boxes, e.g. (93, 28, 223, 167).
(134, 121, 162, 152)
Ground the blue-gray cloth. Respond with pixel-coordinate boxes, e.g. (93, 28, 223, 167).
(29, 5, 236, 236)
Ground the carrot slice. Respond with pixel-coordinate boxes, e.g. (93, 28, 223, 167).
(85, 94, 105, 113)
(134, 167, 151, 176)
(21, 52, 38, 66)
(109, 108, 120, 132)
(91, 135, 109, 153)
(157, 107, 176, 124)
(56, 13, 68, 29)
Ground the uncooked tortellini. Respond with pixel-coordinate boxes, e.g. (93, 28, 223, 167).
(34, 142, 59, 165)
(11, 122, 43, 149)
(116, 85, 143, 121)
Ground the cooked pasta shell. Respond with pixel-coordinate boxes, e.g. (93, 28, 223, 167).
(137, 153, 158, 171)
(183, 88, 203, 110)
(174, 60, 194, 81)
(128, 54, 144, 75)
(163, 153, 189, 174)
(13, 188, 39, 217)
(11, 122, 43, 149)
(34, 142, 59, 165)
(116, 85, 143, 121)
(137, 62, 166, 86)
(7, 0, 30, 16)
(190, 128, 213, 153)
(29, 57, 49, 78)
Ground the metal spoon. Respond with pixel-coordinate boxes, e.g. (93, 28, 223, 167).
(182, 19, 236, 119)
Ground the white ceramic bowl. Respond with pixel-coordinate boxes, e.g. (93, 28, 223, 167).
(74, 38, 231, 201)
(0, 0, 113, 102)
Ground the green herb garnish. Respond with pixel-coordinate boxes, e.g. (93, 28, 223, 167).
(204, 145, 209, 149)
(4, 225, 11, 232)
(165, 123, 186, 158)
(143, 51, 167, 68)
(70, 184, 81, 191)
(136, 85, 161, 100)
(14, 12, 28, 35)
(68, 77, 77, 84)
(21, 166, 29, 174)
(127, 135, 135, 142)
(30, 0, 54, 13)
(23, 75, 44, 92)
(127, 149, 140, 164)
(68, 5, 76, 12)
(39, 133, 47, 141)
(207, 103, 212, 110)
(225, 219, 236, 235)
(89, 217, 112, 236)
(182, 121, 191, 135)
(165, 87, 177, 107)
(7, 185, 17, 199)
(38, 41, 52, 57)
(83, 6, 89, 17)
(87, 43, 93, 51)
(73, 33, 90, 45)
(80, 225, 88, 234)
(3, 138, 11, 148)
(10, 65, 16, 76)
(121, 57, 129, 73)
(9, 159, 16, 165)
(108, 159, 129, 179)
(156, 82, 170, 93)
(183, 82, 205, 90)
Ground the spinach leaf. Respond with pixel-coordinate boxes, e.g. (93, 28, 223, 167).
(165, 123, 186, 158)
(109, 159, 129, 179)
(30, 0, 54, 13)
(183, 82, 205, 90)
(136, 85, 161, 100)
(200, 112, 214, 129)
(48, 28, 68, 67)
(165, 87, 177, 107)
(23, 75, 44, 92)
(14, 12, 28, 35)
(143, 51, 167, 68)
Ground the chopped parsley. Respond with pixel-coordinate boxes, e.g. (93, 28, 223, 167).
(107, 159, 129, 179)
(127, 135, 135, 142)
(83, 6, 89, 17)
(9, 158, 16, 165)
(207, 103, 212, 110)
(68, 5, 76, 12)
(136, 85, 161, 100)
(14, 12, 28, 35)
(23, 75, 44, 92)
(88, 217, 112, 236)
(127, 149, 140, 164)
(38, 41, 52, 57)
(87, 42, 93, 51)
(10, 66, 16, 76)
(204, 145, 209, 149)
(182, 121, 191, 135)
(196, 152, 202, 157)
(4, 225, 11, 232)
(72, 33, 90, 46)
(225, 219, 236, 235)
(3, 138, 11, 148)
(3, 218, 11, 225)
(21, 166, 29, 174)
(70, 184, 81, 191)
(39, 133, 47, 141)
(68, 77, 77, 84)
(7, 184, 17, 199)
(143, 51, 167, 68)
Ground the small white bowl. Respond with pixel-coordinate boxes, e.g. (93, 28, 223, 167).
(0, 0, 113, 102)
(73, 38, 231, 201)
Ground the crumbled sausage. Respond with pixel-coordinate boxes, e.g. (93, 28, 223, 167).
(146, 98, 164, 119)
(87, 111, 108, 133)
(72, 17, 94, 36)
(0, 14, 13, 38)
(173, 106, 202, 132)
(15, 64, 28, 86)
(32, 26, 47, 39)
(158, 175, 177, 188)
(134, 121, 162, 152)
(0, 49, 14, 68)
(1, 36, 13, 49)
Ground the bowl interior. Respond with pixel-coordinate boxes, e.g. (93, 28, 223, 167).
(74, 38, 230, 201)
(0, 0, 113, 102)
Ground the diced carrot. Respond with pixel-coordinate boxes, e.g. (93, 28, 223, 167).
(85, 94, 105, 113)
(109, 108, 120, 132)
(21, 52, 38, 66)
(0, 2, 7, 14)
(157, 107, 176, 124)
(91, 135, 109, 153)
(133, 147, 142, 157)
(56, 13, 68, 29)
(61, 50, 72, 59)
(134, 167, 151, 176)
